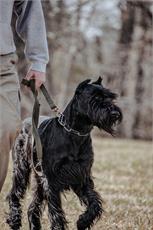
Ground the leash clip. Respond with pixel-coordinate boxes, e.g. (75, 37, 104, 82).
(58, 113, 66, 126)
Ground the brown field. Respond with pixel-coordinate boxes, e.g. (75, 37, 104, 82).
(0, 137, 153, 230)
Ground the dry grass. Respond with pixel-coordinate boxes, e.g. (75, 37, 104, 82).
(0, 137, 153, 229)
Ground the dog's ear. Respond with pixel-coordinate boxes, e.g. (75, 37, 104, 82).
(76, 79, 91, 94)
(92, 76, 103, 85)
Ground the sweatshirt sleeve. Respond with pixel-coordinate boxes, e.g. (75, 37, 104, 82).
(14, 0, 49, 73)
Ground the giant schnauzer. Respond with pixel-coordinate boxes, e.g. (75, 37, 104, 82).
(7, 77, 122, 230)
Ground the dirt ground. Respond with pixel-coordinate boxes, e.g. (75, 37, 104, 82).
(0, 137, 153, 230)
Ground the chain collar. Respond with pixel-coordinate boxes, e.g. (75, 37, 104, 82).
(57, 113, 90, 137)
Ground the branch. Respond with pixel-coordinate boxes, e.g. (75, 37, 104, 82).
(128, 1, 152, 21)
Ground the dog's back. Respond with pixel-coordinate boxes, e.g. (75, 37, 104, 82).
(23, 115, 51, 130)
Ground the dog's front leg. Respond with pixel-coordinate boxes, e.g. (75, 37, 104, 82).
(47, 187, 67, 230)
(73, 178, 103, 230)
(28, 175, 45, 230)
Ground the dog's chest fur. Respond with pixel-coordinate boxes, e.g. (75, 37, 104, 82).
(38, 118, 93, 188)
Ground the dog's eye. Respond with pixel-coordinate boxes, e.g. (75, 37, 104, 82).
(104, 97, 112, 103)
(95, 96, 103, 101)
(95, 95, 102, 99)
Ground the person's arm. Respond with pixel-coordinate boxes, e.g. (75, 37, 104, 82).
(14, 0, 49, 89)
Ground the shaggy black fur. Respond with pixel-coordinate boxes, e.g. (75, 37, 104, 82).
(7, 77, 122, 230)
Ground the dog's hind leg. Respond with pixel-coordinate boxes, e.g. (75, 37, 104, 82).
(28, 174, 45, 230)
(47, 186, 67, 230)
(6, 128, 31, 230)
(72, 178, 103, 230)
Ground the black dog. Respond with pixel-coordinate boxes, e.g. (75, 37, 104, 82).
(7, 77, 122, 230)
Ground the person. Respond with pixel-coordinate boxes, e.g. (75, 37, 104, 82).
(0, 0, 49, 192)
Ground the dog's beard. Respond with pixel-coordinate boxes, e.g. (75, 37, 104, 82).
(88, 102, 122, 135)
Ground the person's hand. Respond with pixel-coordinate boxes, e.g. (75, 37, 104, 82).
(25, 70, 46, 90)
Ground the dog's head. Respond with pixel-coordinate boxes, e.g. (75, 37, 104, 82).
(74, 77, 123, 134)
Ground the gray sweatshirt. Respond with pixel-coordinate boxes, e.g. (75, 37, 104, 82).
(0, 0, 49, 72)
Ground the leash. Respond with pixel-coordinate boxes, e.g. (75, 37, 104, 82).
(21, 79, 89, 176)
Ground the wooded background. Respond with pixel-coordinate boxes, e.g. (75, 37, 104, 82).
(14, 0, 153, 140)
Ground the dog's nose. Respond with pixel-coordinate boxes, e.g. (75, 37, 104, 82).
(111, 111, 120, 119)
